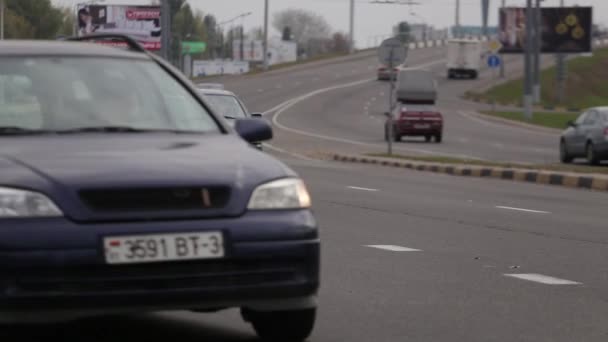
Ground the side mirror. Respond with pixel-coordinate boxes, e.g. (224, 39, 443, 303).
(384, 112, 391, 118)
(234, 118, 273, 143)
(250, 113, 263, 118)
(567, 120, 577, 127)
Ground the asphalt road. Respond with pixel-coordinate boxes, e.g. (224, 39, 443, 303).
(6, 156, 608, 342)
(215, 46, 560, 163)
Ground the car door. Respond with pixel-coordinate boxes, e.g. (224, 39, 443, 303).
(583, 110, 604, 145)
(565, 111, 587, 155)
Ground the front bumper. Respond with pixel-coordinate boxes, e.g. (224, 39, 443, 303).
(0, 211, 319, 321)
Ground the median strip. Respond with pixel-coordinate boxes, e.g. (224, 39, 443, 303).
(333, 153, 608, 192)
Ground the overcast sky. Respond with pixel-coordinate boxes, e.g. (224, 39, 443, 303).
(53, 0, 606, 48)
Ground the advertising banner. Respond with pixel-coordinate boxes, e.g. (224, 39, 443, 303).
(192, 60, 250, 77)
(499, 7, 592, 54)
(76, 4, 162, 50)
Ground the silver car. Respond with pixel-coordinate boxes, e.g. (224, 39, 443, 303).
(560, 107, 608, 164)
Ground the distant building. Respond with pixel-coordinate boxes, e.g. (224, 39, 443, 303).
(408, 24, 449, 42)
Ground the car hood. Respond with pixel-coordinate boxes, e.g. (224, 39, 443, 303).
(0, 134, 294, 222)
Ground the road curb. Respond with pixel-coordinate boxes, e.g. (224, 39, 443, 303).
(333, 154, 608, 192)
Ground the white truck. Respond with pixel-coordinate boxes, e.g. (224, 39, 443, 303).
(446, 39, 482, 79)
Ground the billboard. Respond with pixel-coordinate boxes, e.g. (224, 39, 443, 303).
(499, 7, 592, 54)
(192, 60, 250, 77)
(76, 4, 162, 50)
(232, 39, 297, 65)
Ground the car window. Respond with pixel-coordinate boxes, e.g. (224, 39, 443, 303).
(583, 111, 598, 125)
(575, 112, 588, 125)
(401, 105, 436, 112)
(0, 57, 220, 132)
(204, 94, 248, 119)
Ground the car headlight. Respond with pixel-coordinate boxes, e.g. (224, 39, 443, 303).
(248, 178, 311, 210)
(0, 187, 63, 218)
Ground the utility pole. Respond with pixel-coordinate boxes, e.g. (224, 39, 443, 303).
(556, 0, 566, 103)
(500, 0, 506, 78)
(160, 0, 171, 60)
(481, 0, 489, 39)
(455, 0, 461, 38)
(263, 0, 269, 70)
(1, 0, 5, 40)
(533, 0, 542, 104)
(524, 0, 533, 120)
(349, 0, 355, 53)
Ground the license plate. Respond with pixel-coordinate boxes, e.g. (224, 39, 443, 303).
(414, 124, 430, 129)
(104, 232, 224, 265)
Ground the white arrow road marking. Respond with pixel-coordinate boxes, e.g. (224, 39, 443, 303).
(504, 274, 581, 285)
(365, 245, 422, 252)
(347, 186, 379, 192)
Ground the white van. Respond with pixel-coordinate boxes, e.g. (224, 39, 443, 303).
(446, 39, 482, 79)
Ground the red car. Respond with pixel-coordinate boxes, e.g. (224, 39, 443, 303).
(385, 104, 443, 143)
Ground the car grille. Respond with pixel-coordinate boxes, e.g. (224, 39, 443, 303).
(79, 186, 231, 212)
(7, 260, 304, 296)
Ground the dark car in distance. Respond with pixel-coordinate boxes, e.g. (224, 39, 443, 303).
(385, 104, 444, 143)
(0, 36, 319, 342)
(560, 107, 608, 164)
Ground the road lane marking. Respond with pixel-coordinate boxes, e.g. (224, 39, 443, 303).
(347, 186, 379, 192)
(492, 143, 505, 149)
(504, 274, 581, 285)
(495, 206, 551, 214)
(365, 245, 422, 252)
(258, 89, 264, 93)
(262, 143, 315, 161)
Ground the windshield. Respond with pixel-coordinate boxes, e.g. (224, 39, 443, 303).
(0, 57, 220, 133)
(204, 94, 248, 119)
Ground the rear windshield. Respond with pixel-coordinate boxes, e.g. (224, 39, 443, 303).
(401, 105, 436, 112)
(0, 57, 220, 132)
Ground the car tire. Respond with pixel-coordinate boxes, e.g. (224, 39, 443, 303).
(243, 308, 316, 342)
(586, 142, 600, 165)
(425, 135, 432, 142)
(435, 134, 442, 143)
(560, 140, 573, 164)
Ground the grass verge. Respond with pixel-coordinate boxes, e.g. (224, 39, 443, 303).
(480, 111, 578, 130)
(366, 153, 608, 175)
(466, 47, 608, 109)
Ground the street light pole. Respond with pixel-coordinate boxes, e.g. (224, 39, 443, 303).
(1, 0, 5, 40)
(349, 0, 355, 53)
(263, 0, 269, 70)
(500, 0, 506, 78)
(160, 0, 171, 60)
(455, 0, 460, 38)
(524, 0, 534, 120)
(533, 0, 542, 104)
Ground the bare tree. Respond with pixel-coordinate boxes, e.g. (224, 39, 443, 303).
(273, 8, 331, 54)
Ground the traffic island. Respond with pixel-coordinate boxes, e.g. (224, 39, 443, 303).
(333, 153, 608, 192)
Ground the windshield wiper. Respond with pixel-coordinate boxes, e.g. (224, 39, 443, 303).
(56, 126, 186, 134)
(0, 126, 51, 135)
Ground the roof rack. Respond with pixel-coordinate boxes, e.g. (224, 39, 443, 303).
(66, 34, 147, 53)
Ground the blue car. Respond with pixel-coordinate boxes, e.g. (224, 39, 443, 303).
(0, 36, 319, 341)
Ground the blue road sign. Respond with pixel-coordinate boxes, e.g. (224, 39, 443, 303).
(487, 54, 501, 68)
